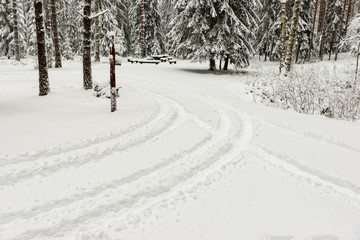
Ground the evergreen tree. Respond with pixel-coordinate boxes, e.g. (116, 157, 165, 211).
(33, 0, 49, 96)
(12, 0, 21, 60)
(169, 0, 257, 70)
(50, 0, 61, 67)
(131, 0, 164, 57)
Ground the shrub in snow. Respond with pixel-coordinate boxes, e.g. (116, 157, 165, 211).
(248, 67, 360, 121)
(93, 82, 121, 98)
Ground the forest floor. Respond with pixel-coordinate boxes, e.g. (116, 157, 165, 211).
(0, 55, 360, 240)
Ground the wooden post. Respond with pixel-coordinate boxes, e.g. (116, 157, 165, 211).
(110, 35, 117, 112)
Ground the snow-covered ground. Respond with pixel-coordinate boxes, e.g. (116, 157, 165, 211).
(0, 56, 360, 240)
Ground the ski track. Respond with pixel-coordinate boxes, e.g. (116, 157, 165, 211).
(2, 76, 359, 239)
(248, 146, 360, 207)
(0, 80, 253, 240)
(0, 88, 200, 186)
(0, 88, 161, 166)
(259, 118, 360, 154)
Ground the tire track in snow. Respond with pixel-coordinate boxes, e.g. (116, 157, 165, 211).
(0, 85, 253, 240)
(259, 118, 360, 154)
(0, 88, 162, 167)
(248, 146, 360, 205)
(0, 89, 191, 187)
(0, 87, 215, 222)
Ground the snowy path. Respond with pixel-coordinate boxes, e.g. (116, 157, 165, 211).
(0, 59, 360, 240)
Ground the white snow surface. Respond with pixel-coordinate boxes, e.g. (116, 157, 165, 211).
(0, 56, 360, 240)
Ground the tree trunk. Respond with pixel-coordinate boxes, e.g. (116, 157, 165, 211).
(125, 0, 131, 56)
(319, 0, 331, 61)
(285, 0, 301, 73)
(110, 36, 117, 112)
(44, 0, 53, 68)
(219, 59, 222, 70)
(223, 54, 229, 70)
(356, 42, 360, 83)
(209, 58, 216, 71)
(279, 1, 287, 73)
(94, 0, 100, 62)
(12, 0, 20, 61)
(307, 0, 319, 62)
(141, 0, 145, 58)
(83, 0, 92, 90)
(334, 0, 347, 61)
(343, 0, 352, 43)
(34, 0, 50, 96)
(50, 0, 62, 68)
(317, 0, 327, 34)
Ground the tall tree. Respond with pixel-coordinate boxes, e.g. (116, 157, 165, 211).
(279, 0, 287, 72)
(335, 0, 348, 61)
(12, 0, 21, 61)
(83, 0, 92, 90)
(307, 0, 319, 61)
(93, 0, 100, 62)
(33, 0, 50, 96)
(285, 0, 301, 72)
(169, 0, 257, 70)
(44, 0, 52, 68)
(50, 0, 61, 67)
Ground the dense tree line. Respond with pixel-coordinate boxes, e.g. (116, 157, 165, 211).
(0, 0, 359, 94)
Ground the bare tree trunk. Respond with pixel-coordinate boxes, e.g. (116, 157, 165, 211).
(34, 0, 50, 96)
(83, 0, 92, 90)
(307, 0, 319, 62)
(317, 0, 327, 34)
(209, 58, 216, 71)
(141, 0, 145, 58)
(12, 0, 20, 61)
(125, 0, 131, 56)
(285, 0, 301, 73)
(319, 0, 331, 61)
(223, 53, 229, 70)
(356, 42, 360, 83)
(94, 0, 100, 62)
(343, 0, 352, 41)
(279, 0, 287, 73)
(44, 0, 53, 68)
(50, 0, 62, 68)
(334, 0, 347, 61)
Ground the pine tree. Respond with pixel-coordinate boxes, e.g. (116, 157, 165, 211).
(0, 0, 12, 56)
(93, 0, 100, 62)
(130, 0, 164, 58)
(83, 0, 92, 90)
(307, 0, 319, 61)
(44, 0, 53, 68)
(285, 0, 301, 72)
(12, 0, 20, 60)
(279, 0, 287, 72)
(169, 0, 257, 70)
(50, 0, 61, 67)
(33, 0, 49, 96)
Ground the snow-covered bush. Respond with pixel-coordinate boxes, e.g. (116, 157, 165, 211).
(93, 82, 121, 98)
(249, 67, 360, 121)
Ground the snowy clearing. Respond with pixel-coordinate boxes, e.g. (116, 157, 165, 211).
(0, 57, 360, 240)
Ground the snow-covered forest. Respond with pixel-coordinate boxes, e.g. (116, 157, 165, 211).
(1, 0, 360, 239)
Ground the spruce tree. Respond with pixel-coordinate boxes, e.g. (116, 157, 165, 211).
(33, 0, 50, 96)
(83, 0, 92, 90)
(50, 0, 61, 67)
(12, 0, 21, 61)
(169, 0, 257, 70)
